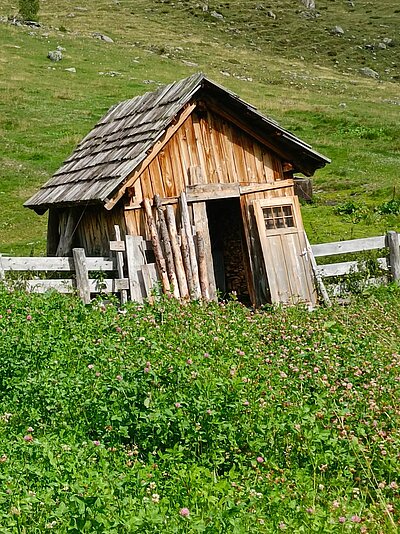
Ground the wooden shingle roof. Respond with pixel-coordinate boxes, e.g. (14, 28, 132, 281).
(25, 73, 330, 212)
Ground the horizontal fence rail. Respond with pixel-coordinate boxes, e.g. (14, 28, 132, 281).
(0, 230, 399, 304)
(310, 231, 399, 282)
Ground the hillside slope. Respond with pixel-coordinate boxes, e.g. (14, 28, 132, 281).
(0, 0, 399, 253)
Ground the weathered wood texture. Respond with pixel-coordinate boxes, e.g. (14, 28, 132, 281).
(165, 205, 189, 299)
(253, 196, 317, 307)
(26, 73, 329, 212)
(76, 205, 127, 256)
(311, 235, 386, 257)
(114, 225, 128, 304)
(387, 230, 400, 282)
(126, 110, 285, 207)
(72, 248, 91, 304)
(143, 198, 170, 293)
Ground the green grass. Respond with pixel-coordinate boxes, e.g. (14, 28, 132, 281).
(0, 286, 399, 531)
(0, 0, 399, 254)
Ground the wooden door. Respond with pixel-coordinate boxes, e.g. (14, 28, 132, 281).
(253, 196, 317, 306)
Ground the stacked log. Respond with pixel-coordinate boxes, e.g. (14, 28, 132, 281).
(142, 195, 209, 302)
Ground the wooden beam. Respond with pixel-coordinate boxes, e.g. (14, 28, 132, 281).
(0, 256, 115, 271)
(239, 179, 293, 195)
(104, 103, 197, 210)
(124, 181, 295, 210)
(311, 235, 387, 257)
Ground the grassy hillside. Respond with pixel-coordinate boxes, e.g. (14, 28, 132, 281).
(0, 286, 399, 531)
(0, 0, 399, 254)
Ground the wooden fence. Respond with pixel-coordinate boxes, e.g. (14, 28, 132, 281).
(310, 230, 400, 281)
(0, 230, 399, 305)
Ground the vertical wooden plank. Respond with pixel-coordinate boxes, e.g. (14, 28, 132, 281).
(387, 231, 400, 283)
(252, 141, 266, 184)
(0, 254, 5, 280)
(180, 229, 194, 296)
(72, 248, 91, 304)
(143, 198, 170, 293)
(180, 192, 201, 299)
(197, 232, 210, 300)
(167, 135, 185, 195)
(207, 112, 227, 183)
(183, 115, 201, 172)
(140, 167, 154, 200)
(114, 225, 128, 305)
(220, 119, 239, 183)
(262, 152, 275, 184)
(57, 209, 77, 256)
(192, 114, 210, 185)
(305, 233, 331, 307)
(141, 264, 159, 302)
(155, 195, 180, 298)
(148, 157, 166, 198)
(125, 235, 146, 303)
(240, 194, 265, 306)
(158, 148, 174, 197)
(46, 209, 60, 256)
(124, 209, 140, 236)
(192, 199, 217, 301)
(231, 129, 248, 183)
(165, 205, 189, 298)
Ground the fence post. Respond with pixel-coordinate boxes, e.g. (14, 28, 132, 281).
(387, 231, 400, 283)
(114, 225, 128, 305)
(72, 248, 91, 304)
(0, 254, 4, 280)
(125, 235, 146, 303)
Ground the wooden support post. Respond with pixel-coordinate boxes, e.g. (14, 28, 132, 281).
(180, 229, 194, 297)
(192, 201, 217, 301)
(143, 198, 170, 294)
(387, 231, 400, 283)
(197, 232, 210, 300)
(180, 192, 201, 299)
(125, 235, 146, 303)
(72, 248, 91, 304)
(154, 195, 180, 299)
(165, 205, 189, 299)
(114, 225, 128, 305)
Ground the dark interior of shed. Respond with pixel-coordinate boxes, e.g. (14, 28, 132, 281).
(206, 198, 250, 304)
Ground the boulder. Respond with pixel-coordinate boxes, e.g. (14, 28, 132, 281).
(47, 50, 63, 62)
(359, 67, 379, 78)
(331, 26, 344, 35)
(93, 32, 114, 43)
(300, 0, 315, 8)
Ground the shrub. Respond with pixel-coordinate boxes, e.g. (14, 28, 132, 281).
(376, 198, 400, 215)
(18, 0, 39, 22)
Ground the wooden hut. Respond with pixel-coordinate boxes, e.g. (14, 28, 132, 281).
(25, 73, 330, 307)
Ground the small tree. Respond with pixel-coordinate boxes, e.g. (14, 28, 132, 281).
(18, 0, 39, 21)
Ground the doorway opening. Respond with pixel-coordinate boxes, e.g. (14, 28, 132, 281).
(206, 198, 251, 305)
